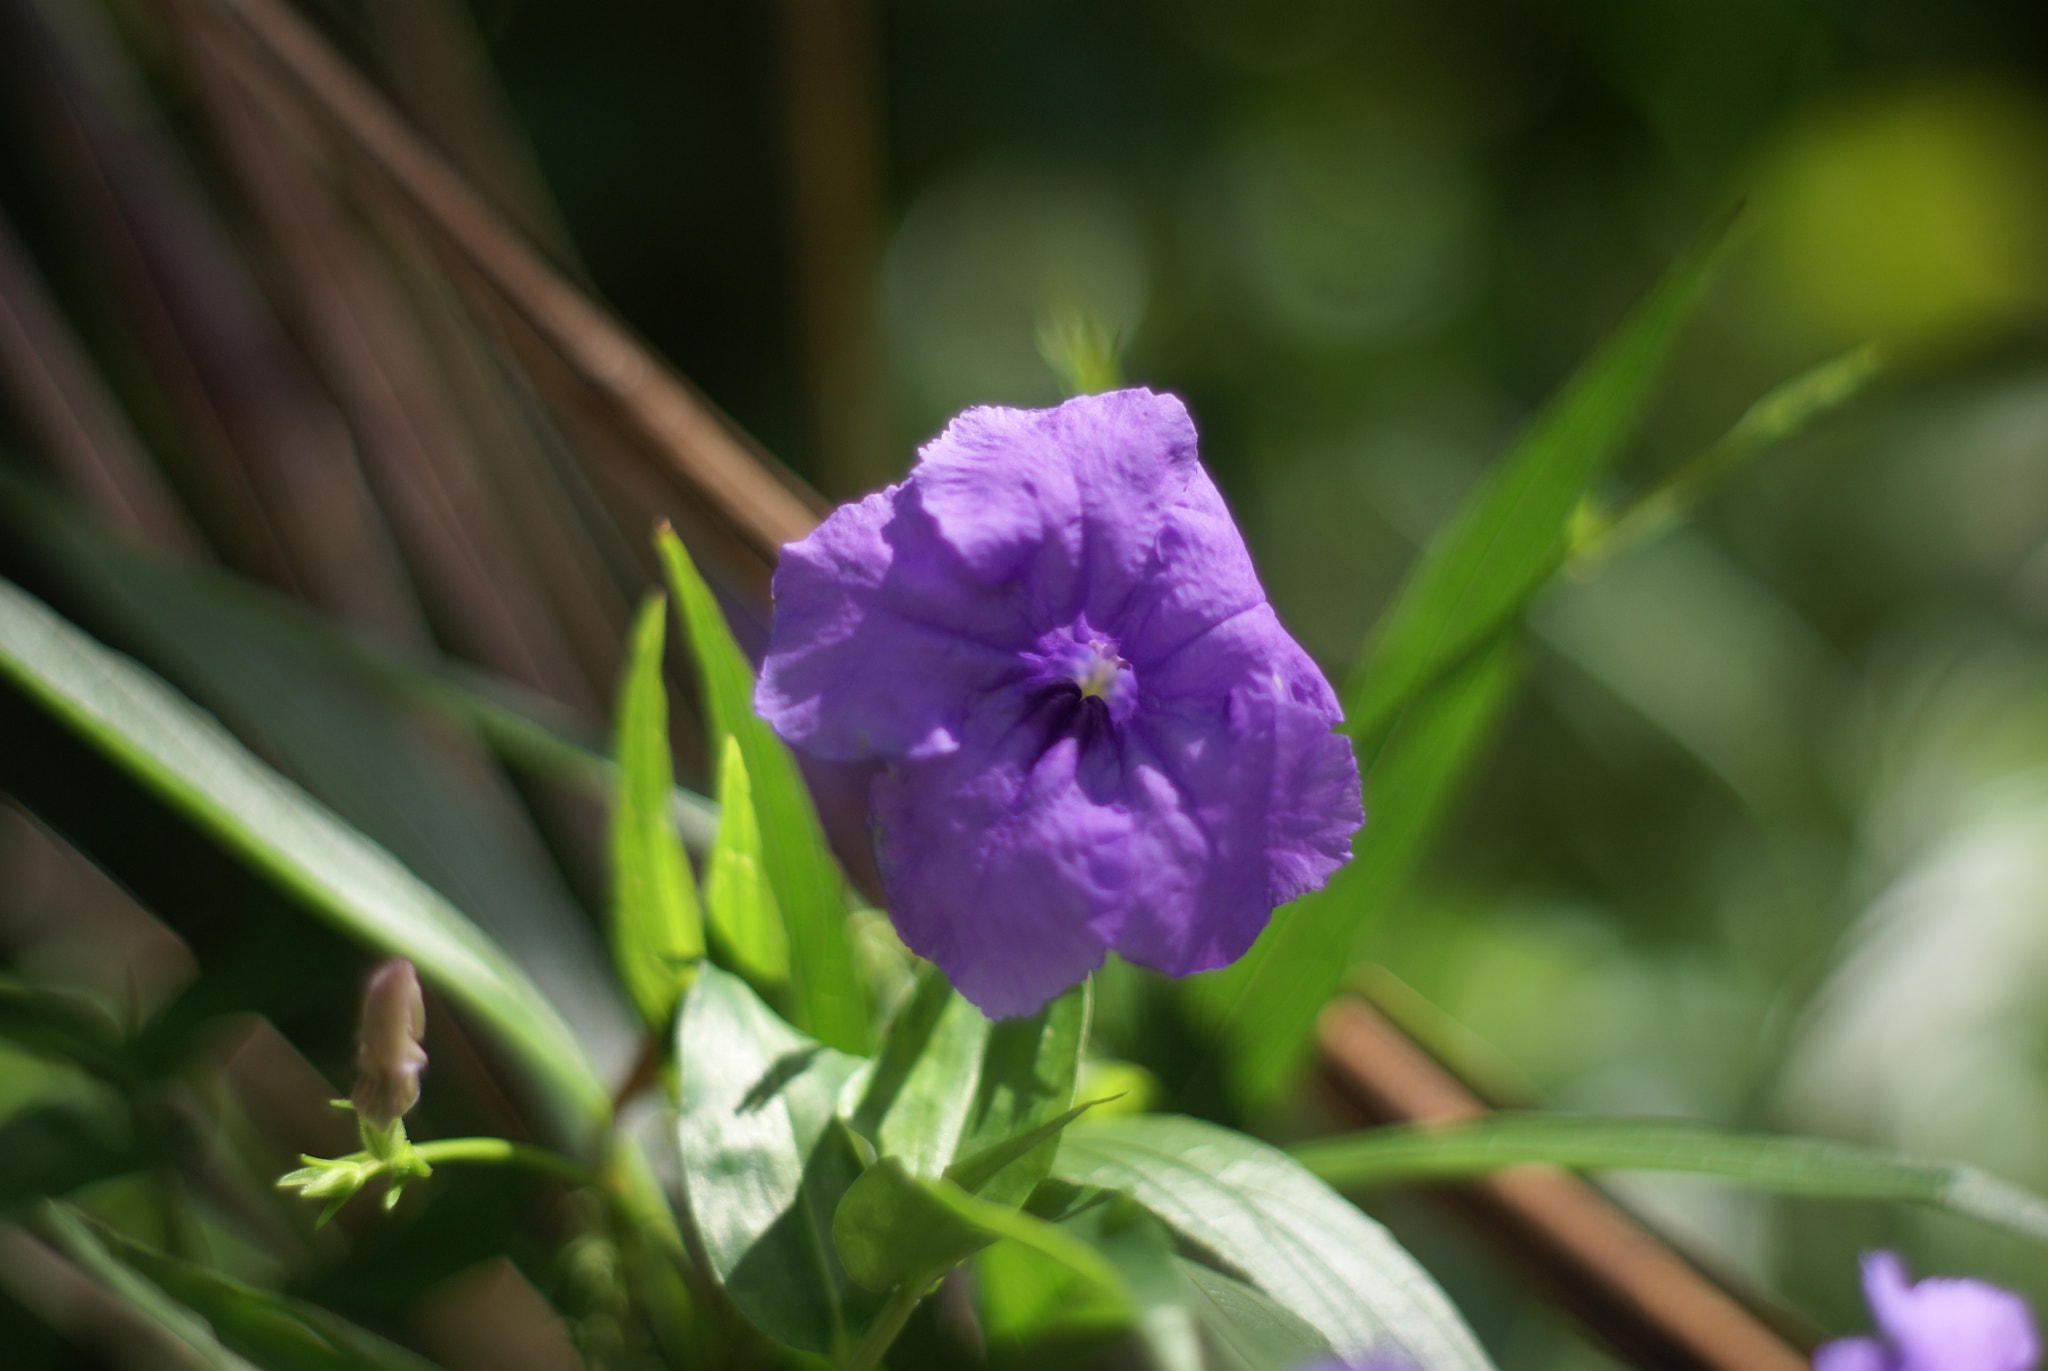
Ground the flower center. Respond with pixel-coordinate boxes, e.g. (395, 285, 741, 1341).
(1023, 625, 1138, 740)
(1074, 641, 1129, 703)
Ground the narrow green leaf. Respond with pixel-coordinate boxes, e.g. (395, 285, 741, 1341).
(609, 593, 705, 1029)
(1, 481, 640, 1087)
(0, 577, 612, 1149)
(1289, 1113, 2048, 1245)
(702, 734, 792, 990)
(656, 525, 869, 1053)
(1344, 214, 1740, 759)
(1054, 1115, 1495, 1371)
(1054, 1198, 1202, 1371)
(945, 1095, 1109, 1199)
(674, 964, 875, 1353)
(832, 1157, 1127, 1295)
(35, 1202, 257, 1371)
(80, 1212, 441, 1371)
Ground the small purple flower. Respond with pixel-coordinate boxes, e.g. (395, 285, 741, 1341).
(757, 389, 1361, 1016)
(1815, 1251, 2039, 1371)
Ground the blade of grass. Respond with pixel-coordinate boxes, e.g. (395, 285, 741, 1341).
(1290, 1113, 2048, 1246)
(608, 593, 705, 1029)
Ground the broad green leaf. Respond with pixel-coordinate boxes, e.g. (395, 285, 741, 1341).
(1, 483, 639, 1086)
(1290, 1113, 2048, 1245)
(1195, 639, 1520, 1103)
(849, 971, 1088, 1201)
(674, 964, 873, 1353)
(35, 1202, 257, 1371)
(0, 576, 612, 1149)
(77, 1212, 441, 1371)
(832, 1157, 1126, 1295)
(1054, 1114, 1495, 1371)
(702, 734, 791, 990)
(1056, 1197, 1201, 1371)
(656, 526, 869, 1053)
(608, 592, 705, 1028)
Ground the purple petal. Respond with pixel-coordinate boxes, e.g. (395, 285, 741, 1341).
(869, 702, 1124, 1017)
(1863, 1252, 2040, 1371)
(1814, 1338, 1898, 1371)
(1117, 458, 1270, 670)
(1111, 685, 1360, 976)
(757, 489, 1036, 761)
(912, 390, 1200, 629)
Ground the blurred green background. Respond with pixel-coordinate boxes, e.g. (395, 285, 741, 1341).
(5, 0, 2048, 1366)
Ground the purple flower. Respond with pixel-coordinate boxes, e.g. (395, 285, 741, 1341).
(1815, 1251, 2039, 1371)
(757, 389, 1361, 1017)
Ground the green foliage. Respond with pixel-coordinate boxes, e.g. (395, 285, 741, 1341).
(674, 964, 874, 1353)
(1055, 1115, 1497, 1371)
(657, 526, 870, 1053)
(41, 1204, 438, 1371)
(1195, 215, 1743, 1105)
(0, 577, 613, 1150)
(702, 733, 792, 991)
(1292, 1113, 2048, 1243)
(608, 592, 706, 1029)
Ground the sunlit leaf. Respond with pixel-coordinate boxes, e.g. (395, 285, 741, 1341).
(608, 592, 704, 1029)
(1054, 1114, 1495, 1371)
(656, 525, 869, 1053)
(0, 576, 612, 1148)
(673, 964, 873, 1353)
(1290, 1113, 2048, 1245)
(702, 733, 791, 991)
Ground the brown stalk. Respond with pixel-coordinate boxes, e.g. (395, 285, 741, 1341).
(176, 27, 603, 715)
(1317, 997, 1811, 1371)
(0, 206, 203, 556)
(182, 0, 827, 565)
(0, 0, 428, 644)
(775, 0, 895, 496)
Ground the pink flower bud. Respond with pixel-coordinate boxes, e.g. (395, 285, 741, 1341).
(352, 959, 426, 1130)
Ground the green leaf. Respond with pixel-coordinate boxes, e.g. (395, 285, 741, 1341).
(1175, 1260, 1332, 1371)
(832, 1157, 1127, 1295)
(34, 1202, 258, 1371)
(609, 593, 706, 1029)
(656, 525, 869, 1053)
(73, 1210, 442, 1371)
(1, 482, 639, 1097)
(702, 734, 792, 990)
(0, 576, 612, 1150)
(674, 963, 874, 1353)
(1054, 1115, 1495, 1371)
(945, 1096, 1107, 1199)
(1289, 1113, 2048, 1245)
(849, 972, 1089, 1202)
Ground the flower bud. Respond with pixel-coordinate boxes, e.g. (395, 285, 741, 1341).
(352, 959, 426, 1131)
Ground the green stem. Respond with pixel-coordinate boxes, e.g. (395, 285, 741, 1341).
(412, 1137, 601, 1188)
(840, 1278, 928, 1371)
